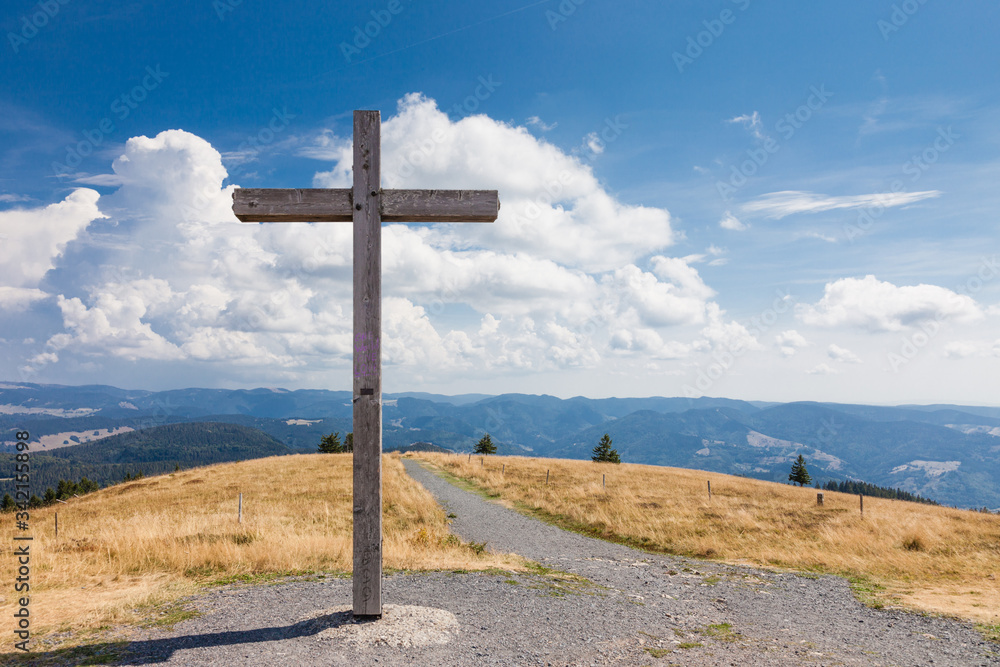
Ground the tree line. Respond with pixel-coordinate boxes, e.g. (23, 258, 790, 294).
(1, 471, 146, 511)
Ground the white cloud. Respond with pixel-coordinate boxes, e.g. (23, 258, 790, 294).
(798, 275, 982, 332)
(719, 211, 748, 231)
(311, 94, 675, 273)
(775, 330, 809, 357)
(827, 344, 862, 364)
(16, 95, 752, 389)
(526, 116, 557, 132)
(0, 194, 32, 203)
(807, 363, 839, 375)
(943, 341, 981, 359)
(0, 287, 48, 311)
(0, 188, 105, 289)
(741, 190, 941, 220)
(726, 111, 766, 140)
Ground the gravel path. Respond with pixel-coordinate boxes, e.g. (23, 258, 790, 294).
(33, 459, 999, 666)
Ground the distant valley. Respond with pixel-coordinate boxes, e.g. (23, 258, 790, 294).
(2, 382, 999, 509)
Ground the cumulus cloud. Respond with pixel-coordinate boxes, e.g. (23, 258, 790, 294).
(775, 330, 809, 357)
(827, 344, 862, 364)
(741, 190, 941, 220)
(798, 275, 982, 332)
(14, 95, 749, 388)
(0, 188, 105, 289)
(807, 363, 839, 375)
(311, 94, 675, 273)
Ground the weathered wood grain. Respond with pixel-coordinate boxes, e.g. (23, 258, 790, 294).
(234, 188, 498, 223)
(352, 110, 383, 618)
(381, 189, 499, 222)
(233, 188, 353, 222)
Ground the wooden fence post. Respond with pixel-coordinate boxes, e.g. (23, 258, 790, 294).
(817, 492, 824, 506)
(860, 494, 864, 516)
(502, 464, 505, 475)
(55, 512, 58, 539)
(602, 473, 605, 489)
(238, 493, 243, 524)
(707, 480, 712, 500)
(546, 470, 549, 485)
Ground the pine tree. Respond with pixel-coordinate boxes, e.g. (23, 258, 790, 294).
(1, 494, 15, 512)
(592, 433, 621, 464)
(788, 455, 811, 486)
(318, 432, 343, 453)
(344, 432, 354, 453)
(474, 433, 497, 455)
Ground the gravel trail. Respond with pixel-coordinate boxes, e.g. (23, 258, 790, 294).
(35, 459, 999, 666)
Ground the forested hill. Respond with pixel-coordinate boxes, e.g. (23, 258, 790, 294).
(0, 422, 293, 495)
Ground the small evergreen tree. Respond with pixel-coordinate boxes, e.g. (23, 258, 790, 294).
(474, 433, 497, 455)
(1, 494, 15, 512)
(344, 432, 354, 453)
(44, 488, 56, 504)
(591, 433, 621, 464)
(318, 432, 343, 453)
(788, 455, 811, 486)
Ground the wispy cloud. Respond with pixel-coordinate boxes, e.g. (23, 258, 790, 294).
(0, 194, 32, 203)
(726, 111, 766, 141)
(741, 190, 941, 220)
(526, 115, 557, 132)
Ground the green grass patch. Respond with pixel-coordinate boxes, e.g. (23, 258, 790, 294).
(644, 647, 671, 658)
(848, 574, 888, 609)
(976, 623, 1000, 644)
(677, 642, 703, 649)
(698, 622, 738, 641)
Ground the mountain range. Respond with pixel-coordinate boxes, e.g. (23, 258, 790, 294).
(2, 382, 998, 509)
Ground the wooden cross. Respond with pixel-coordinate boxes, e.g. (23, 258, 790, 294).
(232, 110, 499, 618)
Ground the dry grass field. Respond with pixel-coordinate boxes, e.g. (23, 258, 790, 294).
(414, 452, 1000, 631)
(0, 453, 522, 641)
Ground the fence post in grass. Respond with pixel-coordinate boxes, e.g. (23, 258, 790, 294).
(546, 469, 549, 485)
(238, 493, 243, 524)
(468, 453, 471, 462)
(502, 464, 505, 475)
(55, 512, 58, 539)
(817, 492, 824, 506)
(603, 473, 605, 489)
(707, 480, 712, 500)
(860, 494, 864, 516)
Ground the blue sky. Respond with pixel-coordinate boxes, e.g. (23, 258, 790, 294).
(1, 0, 999, 404)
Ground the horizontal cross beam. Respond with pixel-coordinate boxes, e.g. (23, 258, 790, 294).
(233, 188, 500, 223)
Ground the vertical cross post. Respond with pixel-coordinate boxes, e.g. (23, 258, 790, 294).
(353, 110, 383, 618)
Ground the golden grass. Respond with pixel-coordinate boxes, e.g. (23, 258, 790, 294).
(414, 452, 1000, 626)
(0, 453, 521, 640)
